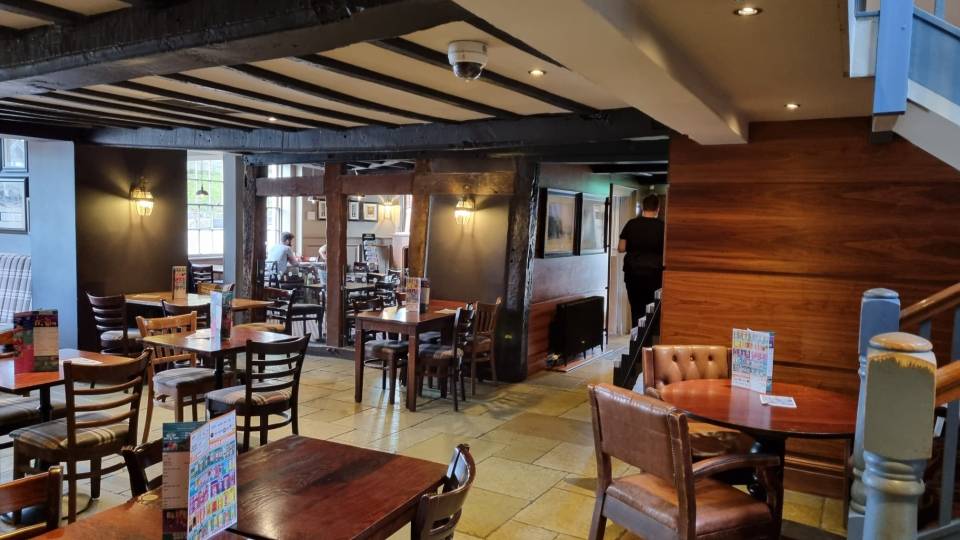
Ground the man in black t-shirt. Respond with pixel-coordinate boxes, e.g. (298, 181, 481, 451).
(618, 194, 665, 328)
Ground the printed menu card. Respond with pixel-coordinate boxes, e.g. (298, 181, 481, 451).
(731, 328, 775, 393)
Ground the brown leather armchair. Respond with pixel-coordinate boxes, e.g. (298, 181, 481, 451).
(587, 384, 782, 540)
(642, 345, 754, 458)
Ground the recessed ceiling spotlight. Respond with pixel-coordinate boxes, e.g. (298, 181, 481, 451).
(528, 69, 546, 77)
(268, 116, 277, 122)
(734, 6, 762, 16)
(785, 102, 800, 110)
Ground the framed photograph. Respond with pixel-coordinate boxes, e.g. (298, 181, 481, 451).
(537, 188, 578, 257)
(362, 202, 379, 222)
(1, 139, 27, 173)
(0, 178, 28, 233)
(576, 193, 607, 255)
(317, 199, 327, 220)
(348, 200, 361, 221)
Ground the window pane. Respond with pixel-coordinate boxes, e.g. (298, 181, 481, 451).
(188, 230, 199, 255)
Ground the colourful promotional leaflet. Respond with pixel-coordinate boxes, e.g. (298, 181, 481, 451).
(187, 411, 238, 540)
(731, 328, 775, 393)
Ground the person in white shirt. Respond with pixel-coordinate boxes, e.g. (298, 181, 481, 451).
(266, 232, 299, 276)
(318, 244, 327, 261)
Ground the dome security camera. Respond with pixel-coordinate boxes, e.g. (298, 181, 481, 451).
(447, 40, 488, 80)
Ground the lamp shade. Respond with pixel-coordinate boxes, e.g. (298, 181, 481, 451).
(130, 178, 154, 216)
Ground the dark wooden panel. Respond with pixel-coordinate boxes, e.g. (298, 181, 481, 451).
(340, 173, 414, 195)
(531, 254, 608, 304)
(255, 175, 323, 196)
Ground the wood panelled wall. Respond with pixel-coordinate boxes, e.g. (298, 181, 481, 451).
(663, 117, 960, 496)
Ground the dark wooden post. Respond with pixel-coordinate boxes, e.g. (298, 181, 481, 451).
(498, 158, 540, 382)
(324, 163, 346, 347)
(408, 159, 430, 278)
(238, 163, 266, 299)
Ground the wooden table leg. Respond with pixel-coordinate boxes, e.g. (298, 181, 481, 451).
(213, 352, 225, 389)
(354, 319, 364, 403)
(407, 330, 418, 412)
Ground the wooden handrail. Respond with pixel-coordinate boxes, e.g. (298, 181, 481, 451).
(936, 361, 960, 406)
(900, 282, 960, 327)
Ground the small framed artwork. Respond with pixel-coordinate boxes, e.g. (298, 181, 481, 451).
(362, 202, 378, 222)
(576, 193, 607, 255)
(317, 199, 327, 220)
(348, 200, 361, 221)
(536, 188, 578, 258)
(1, 139, 27, 173)
(0, 178, 28, 233)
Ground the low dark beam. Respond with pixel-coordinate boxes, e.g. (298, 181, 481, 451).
(85, 108, 661, 153)
(464, 16, 565, 69)
(111, 81, 338, 130)
(0, 0, 85, 25)
(294, 55, 518, 119)
(47, 92, 251, 130)
(255, 175, 324, 197)
(227, 64, 449, 124)
(0, 98, 186, 129)
(0, 108, 103, 128)
(374, 38, 596, 114)
(0, 118, 91, 140)
(339, 172, 414, 194)
(68, 88, 266, 130)
(161, 73, 392, 127)
(0, 0, 466, 97)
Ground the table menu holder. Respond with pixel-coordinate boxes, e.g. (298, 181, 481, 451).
(731, 328, 775, 393)
(209, 289, 234, 339)
(162, 420, 204, 540)
(405, 277, 422, 312)
(12, 309, 59, 373)
(172, 266, 188, 299)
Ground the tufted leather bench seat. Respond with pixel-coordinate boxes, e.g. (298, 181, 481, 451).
(642, 345, 754, 459)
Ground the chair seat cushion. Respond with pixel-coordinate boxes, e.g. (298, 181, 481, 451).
(235, 322, 287, 333)
(464, 335, 493, 354)
(418, 331, 442, 344)
(688, 422, 755, 459)
(606, 472, 772, 536)
(101, 328, 141, 342)
(418, 343, 456, 362)
(365, 340, 409, 361)
(205, 385, 292, 408)
(10, 412, 129, 450)
(0, 395, 64, 430)
(153, 367, 217, 396)
(291, 303, 323, 315)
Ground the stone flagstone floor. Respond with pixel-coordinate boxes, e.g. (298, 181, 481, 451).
(0, 343, 846, 539)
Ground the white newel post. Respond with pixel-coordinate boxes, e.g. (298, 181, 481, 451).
(862, 332, 937, 540)
(848, 288, 901, 539)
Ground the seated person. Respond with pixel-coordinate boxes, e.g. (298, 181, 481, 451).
(318, 244, 327, 261)
(266, 232, 299, 276)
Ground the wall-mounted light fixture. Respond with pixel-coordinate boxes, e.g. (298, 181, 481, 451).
(454, 190, 475, 225)
(130, 177, 154, 216)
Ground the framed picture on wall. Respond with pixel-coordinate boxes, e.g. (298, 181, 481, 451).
(362, 202, 378, 222)
(1, 139, 27, 174)
(317, 199, 327, 220)
(576, 194, 607, 255)
(536, 188, 577, 258)
(348, 200, 361, 221)
(0, 178, 28, 233)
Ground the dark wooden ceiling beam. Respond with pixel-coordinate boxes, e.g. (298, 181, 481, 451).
(0, 101, 175, 130)
(0, 118, 89, 139)
(1, 97, 190, 129)
(463, 16, 565, 69)
(226, 64, 450, 124)
(161, 73, 392, 127)
(67, 88, 269, 130)
(0, 107, 107, 128)
(0, 0, 85, 25)
(293, 54, 519, 119)
(0, 0, 467, 97)
(45, 92, 255, 130)
(84, 108, 663, 155)
(110, 81, 339, 130)
(373, 38, 596, 114)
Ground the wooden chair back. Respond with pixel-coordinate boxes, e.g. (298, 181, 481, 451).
(241, 336, 310, 410)
(411, 444, 475, 540)
(63, 352, 151, 454)
(0, 466, 62, 539)
(191, 264, 214, 290)
(474, 297, 501, 338)
(85, 292, 127, 335)
(161, 301, 210, 328)
(136, 313, 198, 369)
(261, 287, 294, 332)
(448, 305, 476, 350)
(195, 283, 219, 295)
(121, 439, 163, 497)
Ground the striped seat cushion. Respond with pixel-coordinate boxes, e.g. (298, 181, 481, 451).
(0, 253, 30, 324)
(0, 395, 48, 429)
(153, 367, 216, 396)
(464, 335, 493, 354)
(418, 343, 457, 362)
(205, 384, 291, 408)
(418, 331, 442, 344)
(10, 412, 129, 450)
(291, 303, 323, 315)
(365, 340, 409, 361)
(101, 328, 142, 342)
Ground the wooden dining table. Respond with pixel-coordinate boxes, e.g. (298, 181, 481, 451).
(354, 301, 463, 411)
(0, 349, 132, 421)
(140, 327, 292, 388)
(36, 435, 446, 539)
(125, 292, 273, 313)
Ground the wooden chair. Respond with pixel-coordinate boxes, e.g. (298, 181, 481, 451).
(0, 466, 62, 539)
(190, 264, 214, 291)
(417, 306, 475, 412)
(236, 287, 293, 334)
(362, 336, 408, 406)
(137, 313, 221, 443)
(196, 282, 219, 295)
(0, 395, 66, 451)
(411, 444, 476, 540)
(161, 300, 211, 328)
(11, 353, 150, 522)
(289, 288, 324, 341)
(121, 439, 163, 497)
(587, 384, 781, 540)
(464, 297, 501, 395)
(85, 292, 141, 356)
(642, 346, 755, 459)
(206, 336, 309, 451)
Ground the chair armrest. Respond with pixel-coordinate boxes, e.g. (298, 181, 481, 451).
(644, 387, 662, 400)
(692, 453, 780, 479)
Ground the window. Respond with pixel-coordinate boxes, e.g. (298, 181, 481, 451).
(187, 155, 224, 255)
(265, 165, 294, 247)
